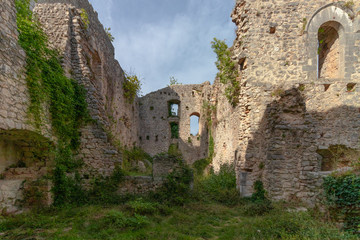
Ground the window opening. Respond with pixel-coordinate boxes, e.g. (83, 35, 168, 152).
(190, 113, 200, 136)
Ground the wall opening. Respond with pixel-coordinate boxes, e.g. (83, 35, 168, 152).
(168, 100, 180, 117)
(170, 122, 179, 139)
(317, 145, 358, 171)
(0, 130, 50, 174)
(190, 113, 200, 136)
(318, 21, 341, 79)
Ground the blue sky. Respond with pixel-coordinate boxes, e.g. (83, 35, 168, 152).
(88, 0, 236, 95)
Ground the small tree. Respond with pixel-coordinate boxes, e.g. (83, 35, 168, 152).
(168, 76, 181, 86)
(123, 72, 141, 104)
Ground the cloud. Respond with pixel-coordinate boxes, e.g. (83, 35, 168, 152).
(89, 0, 235, 94)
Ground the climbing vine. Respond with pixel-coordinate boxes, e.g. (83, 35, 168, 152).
(323, 174, 360, 235)
(211, 38, 240, 107)
(16, 0, 89, 205)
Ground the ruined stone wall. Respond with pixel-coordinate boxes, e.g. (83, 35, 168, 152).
(0, 0, 54, 212)
(34, 0, 140, 175)
(139, 83, 210, 164)
(217, 0, 360, 204)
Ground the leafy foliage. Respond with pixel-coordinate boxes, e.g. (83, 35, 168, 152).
(211, 38, 240, 107)
(170, 122, 179, 139)
(123, 72, 141, 103)
(80, 8, 90, 29)
(193, 163, 240, 206)
(323, 174, 360, 235)
(192, 158, 212, 176)
(168, 76, 181, 86)
(16, 0, 89, 206)
(122, 147, 152, 175)
(151, 154, 193, 206)
(104, 27, 114, 42)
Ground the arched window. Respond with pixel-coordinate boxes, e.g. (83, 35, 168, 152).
(318, 21, 342, 79)
(190, 112, 200, 136)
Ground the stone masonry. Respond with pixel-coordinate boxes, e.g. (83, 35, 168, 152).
(2, 0, 360, 211)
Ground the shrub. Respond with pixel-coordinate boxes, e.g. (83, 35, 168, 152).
(101, 210, 149, 230)
(122, 147, 152, 175)
(86, 165, 125, 205)
(193, 163, 240, 206)
(123, 72, 141, 103)
(126, 198, 159, 215)
(152, 154, 193, 206)
(192, 158, 211, 176)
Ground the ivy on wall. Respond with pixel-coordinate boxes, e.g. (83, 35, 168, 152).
(323, 174, 360, 235)
(16, 0, 89, 205)
(211, 38, 240, 107)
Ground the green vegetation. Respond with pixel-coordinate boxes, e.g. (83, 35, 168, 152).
(80, 8, 90, 29)
(271, 87, 285, 97)
(211, 38, 240, 107)
(16, 0, 89, 206)
(323, 173, 360, 235)
(122, 147, 152, 176)
(151, 155, 193, 206)
(168, 76, 181, 86)
(193, 164, 240, 206)
(343, 1, 355, 9)
(301, 18, 307, 34)
(104, 27, 115, 42)
(123, 72, 141, 104)
(1, 150, 358, 239)
(170, 122, 179, 139)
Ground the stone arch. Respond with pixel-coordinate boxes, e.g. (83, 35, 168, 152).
(306, 4, 353, 33)
(190, 112, 200, 136)
(305, 4, 353, 79)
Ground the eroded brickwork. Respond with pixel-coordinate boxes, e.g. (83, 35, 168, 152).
(220, 0, 360, 204)
(34, 0, 140, 175)
(139, 83, 211, 164)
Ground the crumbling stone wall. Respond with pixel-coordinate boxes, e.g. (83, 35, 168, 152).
(33, 0, 140, 175)
(218, 0, 360, 204)
(139, 83, 210, 164)
(0, 0, 54, 212)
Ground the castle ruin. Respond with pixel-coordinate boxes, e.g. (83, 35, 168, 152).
(1, 0, 360, 211)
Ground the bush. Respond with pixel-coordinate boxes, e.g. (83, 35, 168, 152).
(86, 165, 125, 204)
(123, 72, 141, 103)
(126, 198, 160, 215)
(97, 210, 149, 230)
(122, 147, 152, 175)
(242, 200, 273, 216)
(193, 163, 240, 206)
(152, 154, 193, 206)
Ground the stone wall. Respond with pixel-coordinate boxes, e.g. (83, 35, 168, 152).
(0, 0, 54, 212)
(139, 83, 211, 164)
(217, 0, 360, 204)
(34, 0, 140, 175)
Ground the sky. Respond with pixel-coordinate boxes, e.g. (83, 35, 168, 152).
(88, 0, 236, 95)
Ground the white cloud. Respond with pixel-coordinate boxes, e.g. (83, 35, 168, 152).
(89, 0, 235, 94)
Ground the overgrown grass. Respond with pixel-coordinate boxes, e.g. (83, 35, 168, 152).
(0, 201, 357, 240)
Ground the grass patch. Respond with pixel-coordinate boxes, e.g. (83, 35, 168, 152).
(0, 201, 357, 240)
